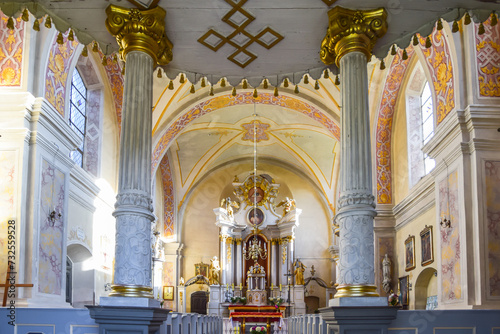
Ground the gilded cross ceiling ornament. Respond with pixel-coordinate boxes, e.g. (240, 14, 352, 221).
(198, 0, 284, 68)
(320, 7, 387, 66)
(241, 120, 270, 142)
(105, 5, 173, 65)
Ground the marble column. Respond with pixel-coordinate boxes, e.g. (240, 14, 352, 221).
(104, 4, 173, 300)
(320, 7, 387, 298)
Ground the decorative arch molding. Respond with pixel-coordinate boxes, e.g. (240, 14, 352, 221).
(160, 153, 175, 239)
(375, 27, 456, 204)
(152, 92, 341, 175)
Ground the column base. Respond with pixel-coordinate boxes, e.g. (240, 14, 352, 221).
(109, 284, 154, 298)
(319, 304, 397, 334)
(335, 284, 379, 298)
(100, 296, 161, 308)
(87, 305, 169, 334)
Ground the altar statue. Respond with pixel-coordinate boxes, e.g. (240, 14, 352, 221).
(209, 256, 220, 285)
(293, 259, 306, 285)
(221, 197, 239, 218)
(276, 197, 296, 215)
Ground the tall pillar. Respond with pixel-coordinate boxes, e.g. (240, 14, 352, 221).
(320, 7, 387, 298)
(104, 5, 173, 300)
(236, 238, 243, 286)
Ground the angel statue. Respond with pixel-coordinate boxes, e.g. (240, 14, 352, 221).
(221, 197, 240, 218)
(209, 256, 221, 285)
(276, 197, 296, 215)
(382, 254, 392, 293)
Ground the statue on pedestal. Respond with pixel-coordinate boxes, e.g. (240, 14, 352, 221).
(221, 197, 239, 218)
(382, 253, 392, 293)
(276, 197, 296, 215)
(209, 256, 220, 285)
(293, 259, 306, 285)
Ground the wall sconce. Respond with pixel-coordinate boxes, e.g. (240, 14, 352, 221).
(440, 217, 451, 228)
(49, 208, 62, 226)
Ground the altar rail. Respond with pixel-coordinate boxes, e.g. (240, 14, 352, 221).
(0, 308, 222, 334)
(288, 314, 326, 334)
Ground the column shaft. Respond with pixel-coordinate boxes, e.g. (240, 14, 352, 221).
(336, 51, 377, 297)
(111, 51, 155, 298)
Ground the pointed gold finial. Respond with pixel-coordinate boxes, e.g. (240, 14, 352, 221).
(314, 80, 320, 90)
(283, 78, 289, 88)
(436, 19, 443, 30)
(263, 79, 268, 89)
(220, 77, 226, 87)
(478, 22, 485, 35)
(92, 41, 99, 52)
(274, 86, 279, 96)
(6, 17, 14, 30)
(168, 80, 174, 90)
(425, 36, 432, 48)
(413, 35, 419, 46)
(452, 20, 459, 33)
(157, 68, 162, 78)
(179, 73, 185, 83)
(294, 85, 299, 94)
(380, 59, 385, 70)
(44, 16, 52, 29)
(201, 77, 206, 87)
(209, 85, 214, 96)
(402, 49, 408, 60)
(56, 32, 64, 45)
(22, 8, 29, 22)
(232, 87, 237, 96)
(242, 79, 248, 89)
(33, 19, 40, 31)
(334, 75, 340, 85)
(464, 12, 471, 25)
(81, 46, 88, 57)
(303, 74, 309, 84)
(491, 13, 498, 26)
(190, 84, 195, 94)
(253, 88, 258, 98)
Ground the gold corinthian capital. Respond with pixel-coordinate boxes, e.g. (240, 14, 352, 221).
(105, 5, 173, 65)
(320, 7, 387, 67)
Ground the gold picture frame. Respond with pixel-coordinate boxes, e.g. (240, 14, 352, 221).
(405, 235, 416, 271)
(195, 262, 209, 277)
(163, 286, 174, 300)
(398, 275, 409, 306)
(420, 225, 434, 266)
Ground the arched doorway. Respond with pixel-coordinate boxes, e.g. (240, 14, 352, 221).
(414, 267, 438, 309)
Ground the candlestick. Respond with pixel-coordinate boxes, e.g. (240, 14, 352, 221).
(279, 284, 282, 291)
(239, 283, 242, 290)
(232, 283, 234, 291)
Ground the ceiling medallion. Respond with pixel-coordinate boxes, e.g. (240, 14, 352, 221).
(321, 0, 338, 6)
(198, 0, 284, 68)
(241, 120, 270, 142)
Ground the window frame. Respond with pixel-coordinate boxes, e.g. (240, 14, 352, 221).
(69, 68, 87, 167)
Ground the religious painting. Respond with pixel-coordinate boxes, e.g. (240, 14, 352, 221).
(399, 275, 409, 306)
(195, 262, 209, 278)
(163, 286, 174, 300)
(420, 225, 434, 266)
(248, 186, 265, 204)
(247, 208, 264, 227)
(405, 235, 415, 271)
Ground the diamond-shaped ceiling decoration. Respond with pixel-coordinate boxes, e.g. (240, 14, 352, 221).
(198, 0, 284, 68)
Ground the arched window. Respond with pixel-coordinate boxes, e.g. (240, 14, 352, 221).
(69, 69, 87, 167)
(421, 82, 435, 174)
(407, 64, 436, 189)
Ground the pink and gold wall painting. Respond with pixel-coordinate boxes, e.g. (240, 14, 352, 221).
(160, 154, 175, 238)
(0, 13, 25, 86)
(439, 170, 462, 302)
(38, 159, 66, 295)
(475, 15, 500, 97)
(44, 30, 79, 116)
(485, 161, 500, 297)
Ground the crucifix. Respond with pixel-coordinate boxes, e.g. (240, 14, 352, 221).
(1, 265, 33, 307)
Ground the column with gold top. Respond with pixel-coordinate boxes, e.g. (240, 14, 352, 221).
(104, 4, 172, 301)
(320, 7, 387, 299)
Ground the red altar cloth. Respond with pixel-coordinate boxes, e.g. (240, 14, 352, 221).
(229, 311, 283, 323)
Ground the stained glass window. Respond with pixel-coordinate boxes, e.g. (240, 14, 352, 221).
(70, 69, 87, 167)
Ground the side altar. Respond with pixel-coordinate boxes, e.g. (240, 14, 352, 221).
(207, 173, 306, 317)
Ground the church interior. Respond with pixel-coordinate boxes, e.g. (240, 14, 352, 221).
(1, 0, 500, 333)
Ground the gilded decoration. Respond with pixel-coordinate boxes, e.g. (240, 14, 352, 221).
(233, 174, 277, 208)
(197, 0, 283, 68)
(0, 14, 24, 86)
(152, 92, 340, 174)
(375, 48, 414, 204)
(160, 154, 175, 238)
(320, 7, 388, 66)
(45, 30, 79, 116)
(105, 5, 173, 65)
(418, 29, 455, 124)
(241, 120, 270, 142)
(475, 15, 500, 97)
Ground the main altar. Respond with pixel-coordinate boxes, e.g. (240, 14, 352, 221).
(206, 173, 306, 318)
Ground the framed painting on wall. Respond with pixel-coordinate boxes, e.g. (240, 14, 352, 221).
(405, 235, 415, 271)
(163, 286, 174, 300)
(420, 225, 434, 266)
(195, 262, 209, 278)
(398, 276, 409, 306)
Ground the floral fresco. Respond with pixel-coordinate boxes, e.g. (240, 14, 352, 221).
(439, 170, 462, 302)
(0, 13, 24, 86)
(38, 159, 65, 295)
(44, 30, 79, 116)
(160, 155, 175, 238)
(475, 15, 500, 97)
(485, 161, 500, 296)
